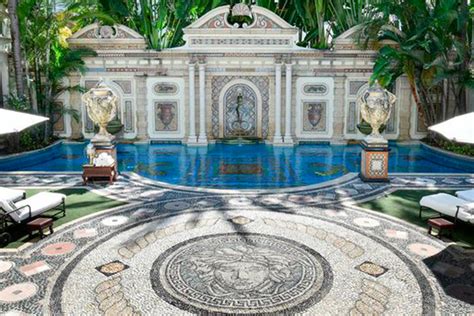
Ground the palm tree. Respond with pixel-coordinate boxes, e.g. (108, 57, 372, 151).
(7, 0, 25, 99)
(361, 0, 473, 128)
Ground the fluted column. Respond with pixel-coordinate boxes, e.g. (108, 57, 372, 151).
(273, 63, 284, 144)
(283, 62, 294, 145)
(198, 63, 208, 144)
(187, 63, 197, 144)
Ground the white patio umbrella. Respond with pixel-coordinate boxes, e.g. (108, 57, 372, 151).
(428, 112, 474, 144)
(0, 109, 49, 135)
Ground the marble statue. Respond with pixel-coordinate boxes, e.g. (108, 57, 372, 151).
(82, 81, 118, 142)
(357, 81, 396, 142)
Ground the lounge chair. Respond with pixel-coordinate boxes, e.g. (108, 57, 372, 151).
(0, 187, 26, 202)
(0, 192, 66, 244)
(456, 189, 474, 202)
(419, 193, 474, 224)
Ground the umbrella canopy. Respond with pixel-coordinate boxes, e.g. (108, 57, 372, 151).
(0, 109, 49, 135)
(428, 112, 474, 144)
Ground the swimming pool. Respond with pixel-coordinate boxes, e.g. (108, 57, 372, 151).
(1, 142, 473, 189)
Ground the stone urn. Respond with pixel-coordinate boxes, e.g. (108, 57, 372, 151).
(357, 82, 396, 143)
(82, 81, 118, 143)
(158, 103, 175, 129)
(307, 104, 323, 130)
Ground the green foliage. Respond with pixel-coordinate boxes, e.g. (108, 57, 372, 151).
(362, 0, 473, 127)
(425, 136, 474, 157)
(15, 0, 95, 142)
(4, 94, 30, 111)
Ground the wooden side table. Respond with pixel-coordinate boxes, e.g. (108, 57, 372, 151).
(428, 218, 455, 238)
(82, 164, 117, 184)
(27, 217, 54, 239)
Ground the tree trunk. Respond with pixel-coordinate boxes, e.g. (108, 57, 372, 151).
(7, 0, 25, 98)
(458, 0, 469, 114)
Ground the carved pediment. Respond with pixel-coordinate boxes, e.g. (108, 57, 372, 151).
(187, 5, 295, 30)
(68, 23, 147, 51)
(179, 5, 299, 52)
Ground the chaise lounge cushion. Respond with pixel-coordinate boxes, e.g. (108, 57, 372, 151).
(0, 187, 25, 202)
(456, 189, 474, 202)
(420, 193, 474, 223)
(13, 192, 65, 223)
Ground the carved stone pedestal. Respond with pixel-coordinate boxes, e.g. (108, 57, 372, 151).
(360, 140, 390, 182)
(91, 134, 117, 161)
(83, 137, 118, 184)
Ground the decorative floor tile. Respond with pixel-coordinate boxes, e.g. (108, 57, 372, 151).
(287, 194, 313, 203)
(95, 261, 129, 277)
(353, 217, 381, 228)
(227, 197, 252, 206)
(163, 201, 191, 211)
(0, 260, 14, 274)
(355, 261, 388, 278)
(0, 283, 38, 303)
(324, 210, 348, 217)
(101, 216, 129, 227)
(18, 261, 50, 277)
(384, 229, 409, 240)
(228, 216, 253, 225)
(41, 242, 76, 256)
(407, 243, 442, 257)
(73, 228, 98, 239)
(0, 172, 472, 315)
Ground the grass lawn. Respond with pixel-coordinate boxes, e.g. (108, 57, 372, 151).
(359, 190, 474, 248)
(2, 188, 125, 249)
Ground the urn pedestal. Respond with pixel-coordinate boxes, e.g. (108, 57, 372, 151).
(82, 81, 119, 184)
(91, 137, 117, 164)
(360, 140, 390, 182)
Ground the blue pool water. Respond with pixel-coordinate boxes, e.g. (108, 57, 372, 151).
(0, 142, 473, 189)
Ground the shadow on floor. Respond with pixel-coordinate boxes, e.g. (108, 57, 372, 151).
(423, 244, 474, 305)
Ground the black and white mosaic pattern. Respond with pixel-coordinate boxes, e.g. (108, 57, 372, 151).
(0, 172, 472, 315)
(151, 233, 332, 314)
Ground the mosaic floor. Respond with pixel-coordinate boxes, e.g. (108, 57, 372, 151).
(0, 172, 473, 315)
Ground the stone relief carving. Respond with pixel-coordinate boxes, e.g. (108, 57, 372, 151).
(155, 102, 177, 131)
(346, 101, 357, 134)
(358, 82, 397, 141)
(82, 81, 118, 140)
(303, 84, 328, 96)
(224, 84, 257, 138)
(191, 38, 290, 46)
(212, 76, 269, 139)
(204, 13, 228, 29)
(197, 6, 287, 30)
(124, 101, 133, 133)
(153, 83, 178, 95)
(303, 102, 327, 132)
(232, 3, 252, 18)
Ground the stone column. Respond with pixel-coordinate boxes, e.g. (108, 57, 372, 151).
(187, 63, 197, 144)
(283, 63, 294, 145)
(198, 63, 208, 144)
(273, 63, 284, 144)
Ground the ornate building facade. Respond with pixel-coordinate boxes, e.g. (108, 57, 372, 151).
(60, 4, 431, 144)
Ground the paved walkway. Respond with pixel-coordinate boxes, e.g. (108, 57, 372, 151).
(0, 173, 473, 315)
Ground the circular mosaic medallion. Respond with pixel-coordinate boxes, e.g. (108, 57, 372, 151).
(151, 233, 333, 315)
